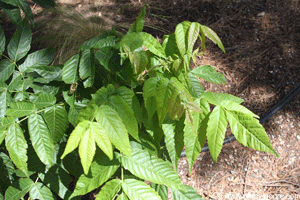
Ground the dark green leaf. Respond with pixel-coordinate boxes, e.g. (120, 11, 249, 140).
(0, 59, 15, 82)
(0, 152, 16, 193)
(32, 0, 55, 7)
(95, 179, 122, 200)
(151, 183, 168, 200)
(15, 0, 34, 25)
(7, 20, 32, 62)
(0, 26, 5, 53)
(6, 101, 35, 118)
(8, 74, 33, 92)
(34, 93, 56, 109)
(79, 49, 94, 87)
(44, 105, 68, 143)
(3, 8, 22, 25)
(28, 113, 54, 166)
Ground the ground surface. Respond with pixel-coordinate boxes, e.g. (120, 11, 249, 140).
(3, 0, 300, 199)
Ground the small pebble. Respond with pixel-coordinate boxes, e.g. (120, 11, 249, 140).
(297, 135, 300, 140)
(253, 169, 259, 173)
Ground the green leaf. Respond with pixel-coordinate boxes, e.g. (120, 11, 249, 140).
(201, 92, 244, 106)
(172, 184, 204, 200)
(5, 123, 28, 176)
(95, 179, 122, 200)
(143, 77, 160, 119)
(207, 106, 227, 162)
(13, 91, 29, 101)
(226, 110, 279, 157)
(187, 22, 201, 54)
(8, 75, 33, 92)
(168, 92, 184, 120)
(29, 182, 56, 200)
(116, 192, 129, 200)
(150, 183, 168, 200)
(122, 179, 162, 200)
(162, 117, 184, 171)
(96, 105, 131, 156)
(190, 65, 226, 84)
(79, 49, 95, 88)
(26, 65, 63, 81)
(107, 95, 139, 142)
(6, 101, 35, 118)
(0, 59, 14, 82)
(39, 165, 72, 199)
(200, 25, 225, 53)
(221, 100, 259, 118)
(79, 31, 117, 51)
(70, 158, 120, 198)
(121, 148, 182, 190)
(28, 113, 54, 166)
(3, 8, 21, 25)
(4, 178, 34, 200)
(139, 32, 166, 58)
(0, 152, 16, 193)
(34, 93, 56, 109)
(43, 105, 68, 143)
(62, 54, 80, 84)
(184, 99, 210, 172)
(0, 90, 12, 119)
(128, 4, 146, 33)
(163, 34, 181, 58)
(7, 20, 32, 62)
(0, 22, 5, 53)
(19, 48, 55, 72)
(175, 23, 187, 57)
(188, 73, 204, 98)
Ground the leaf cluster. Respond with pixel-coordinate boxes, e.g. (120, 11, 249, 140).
(0, 3, 278, 200)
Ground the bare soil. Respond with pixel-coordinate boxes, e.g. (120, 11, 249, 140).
(3, 0, 300, 199)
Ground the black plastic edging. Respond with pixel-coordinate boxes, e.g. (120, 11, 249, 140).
(180, 83, 300, 157)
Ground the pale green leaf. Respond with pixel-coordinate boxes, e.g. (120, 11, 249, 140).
(62, 54, 79, 84)
(226, 110, 279, 157)
(70, 158, 120, 198)
(29, 182, 56, 200)
(5, 123, 28, 176)
(28, 113, 55, 166)
(107, 95, 139, 142)
(200, 25, 225, 53)
(207, 106, 227, 162)
(139, 32, 166, 58)
(7, 20, 32, 62)
(175, 23, 187, 57)
(43, 105, 68, 143)
(116, 192, 129, 200)
(4, 178, 34, 200)
(39, 165, 73, 199)
(0, 26, 5, 53)
(34, 93, 56, 109)
(60, 120, 90, 159)
(187, 22, 200, 54)
(19, 48, 55, 72)
(221, 100, 259, 118)
(122, 179, 162, 200)
(0, 59, 15, 82)
(13, 91, 29, 101)
(168, 92, 184, 121)
(191, 65, 226, 84)
(0, 90, 12, 119)
(95, 105, 131, 156)
(128, 4, 146, 33)
(201, 92, 244, 106)
(121, 148, 182, 190)
(95, 179, 122, 200)
(172, 184, 204, 200)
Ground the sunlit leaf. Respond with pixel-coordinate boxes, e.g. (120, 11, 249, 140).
(4, 178, 34, 200)
(95, 179, 122, 200)
(190, 65, 226, 84)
